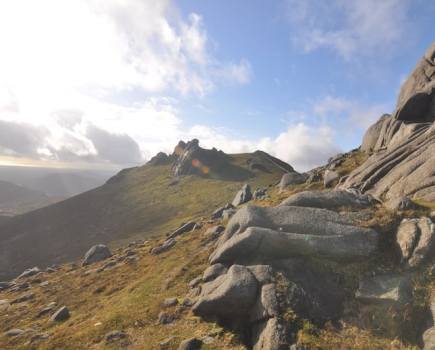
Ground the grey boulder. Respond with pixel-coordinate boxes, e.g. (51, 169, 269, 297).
(82, 244, 112, 266)
(232, 184, 252, 206)
(150, 238, 176, 255)
(202, 263, 227, 282)
(50, 306, 70, 322)
(396, 217, 434, 268)
(278, 172, 306, 191)
(192, 265, 258, 320)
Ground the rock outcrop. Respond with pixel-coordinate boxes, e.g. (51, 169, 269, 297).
(394, 42, 435, 123)
(340, 42, 435, 208)
(193, 196, 379, 349)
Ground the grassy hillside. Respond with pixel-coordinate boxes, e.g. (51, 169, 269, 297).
(0, 153, 433, 349)
(0, 152, 286, 281)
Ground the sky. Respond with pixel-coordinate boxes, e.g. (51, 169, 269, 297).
(0, 0, 433, 172)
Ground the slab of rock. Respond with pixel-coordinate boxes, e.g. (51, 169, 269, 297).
(192, 265, 258, 320)
(355, 274, 411, 304)
(211, 226, 378, 265)
(150, 239, 176, 255)
(82, 245, 112, 266)
(167, 221, 196, 239)
(324, 170, 339, 188)
(396, 217, 434, 268)
(280, 189, 374, 210)
(179, 338, 202, 350)
(214, 205, 378, 263)
(17, 267, 41, 279)
(232, 184, 252, 206)
(278, 172, 306, 191)
(203, 264, 227, 282)
(50, 306, 70, 322)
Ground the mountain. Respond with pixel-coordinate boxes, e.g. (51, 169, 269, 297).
(0, 166, 113, 197)
(0, 180, 61, 216)
(0, 44, 434, 350)
(0, 143, 291, 281)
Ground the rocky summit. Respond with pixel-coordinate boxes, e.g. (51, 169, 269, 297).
(0, 44, 434, 350)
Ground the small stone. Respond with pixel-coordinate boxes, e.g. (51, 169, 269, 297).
(160, 336, 175, 349)
(179, 338, 202, 350)
(181, 298, 194, 308)
(4, 329, 25, 337)
(105, 330, 128, 343)
(163, 298, 178, 308)
(50, 306, 70, 322)
(36, 305, 55, 318)
(31, 333, 50, 342)
(17, 267, 41, 280)
(11, 293, 34, 304)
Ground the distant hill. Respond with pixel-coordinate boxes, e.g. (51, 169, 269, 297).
(0, 180, 62, 216)
(0, 166, 113, 197)
(0, 145, 291, 280)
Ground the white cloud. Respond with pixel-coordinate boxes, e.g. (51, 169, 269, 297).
(0, 0, 253, 167)
(312, 95, 389, 129)
(285, 0, 410, 60)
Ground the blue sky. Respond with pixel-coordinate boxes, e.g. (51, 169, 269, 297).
(0, 0, 433, 171)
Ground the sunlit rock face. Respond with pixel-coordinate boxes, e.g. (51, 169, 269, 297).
(340, 42, 435, 208)
(394, 42, 435, 123)
(172, 139, 217, 177)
